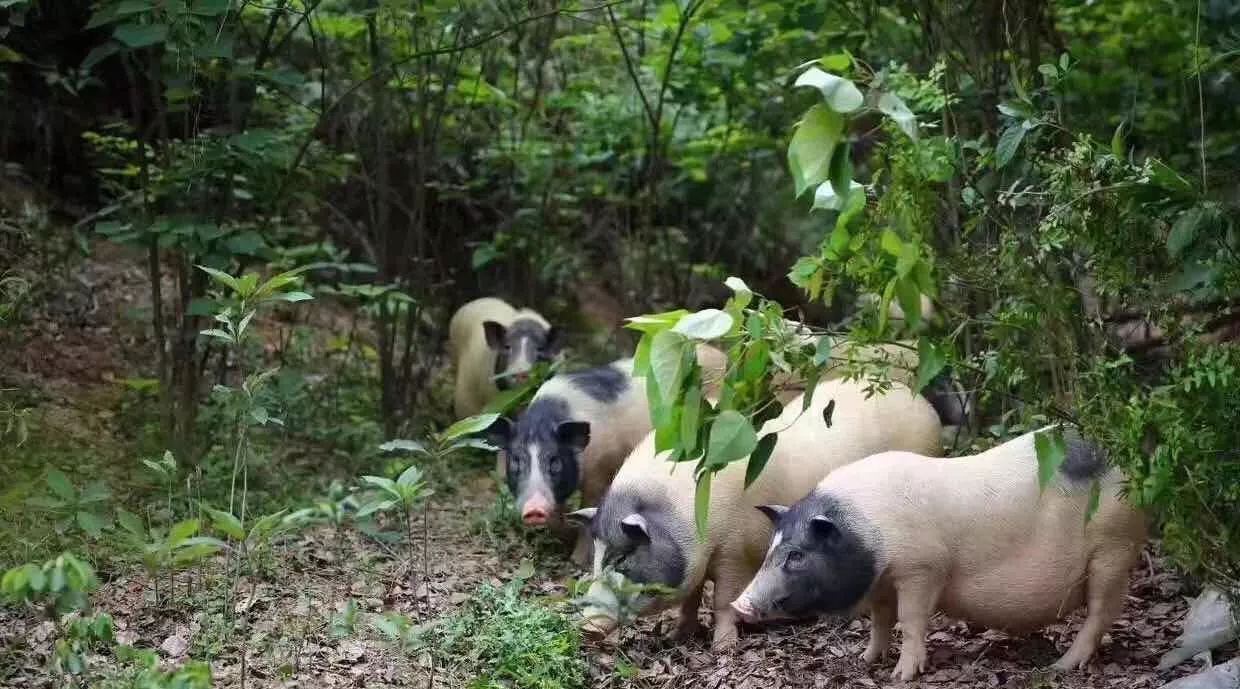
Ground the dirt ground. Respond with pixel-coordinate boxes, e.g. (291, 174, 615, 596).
(0, 244, 1216, 689)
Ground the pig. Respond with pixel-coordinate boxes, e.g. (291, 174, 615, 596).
(567, 378, 943, 650)
(487, 345, 730, 565)
(730, 428, 1147, 680)
(448, 297, 559, 418)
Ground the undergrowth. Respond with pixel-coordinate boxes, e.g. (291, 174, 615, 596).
(433, 581, 586, 689)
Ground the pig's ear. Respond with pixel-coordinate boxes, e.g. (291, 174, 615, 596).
(755, 504, 789, 524)
(556, 421, 591, 452)
(483, 321, 507, 350)
(619, 513, 649, 541)
(566, 507, 597, 526)
(809, 515, 837, 540)
(485, 416, 513, 450)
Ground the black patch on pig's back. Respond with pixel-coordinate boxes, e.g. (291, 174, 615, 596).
(778, 492, 878, 615)
(565, 365, 629, 403)
(592, 489, 686, 590)
(1059, 431, 1107, 481)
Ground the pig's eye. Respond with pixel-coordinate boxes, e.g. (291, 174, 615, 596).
(784, 550, 805, 568)
(548, 456, 562, 474)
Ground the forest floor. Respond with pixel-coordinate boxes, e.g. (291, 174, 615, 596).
(0, 243, 1219, 689)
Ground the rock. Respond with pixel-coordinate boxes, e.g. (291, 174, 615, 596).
(159, 629, 189, 658)
(1159, 587, 1239, 670)
(1158, 658, 1240, 689)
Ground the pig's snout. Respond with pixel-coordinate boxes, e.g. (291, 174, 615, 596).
(522, 506, 550, 526)
(520, 496, 555, 526)
(512, 371, 530, 384)
(730, 595, 762, 624)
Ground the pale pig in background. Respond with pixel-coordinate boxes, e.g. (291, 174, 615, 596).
(447, 297, 559, 419)
(731, 428, 1147, 681)
(569, 378, 944, 650)
(487, 345, 729, 565)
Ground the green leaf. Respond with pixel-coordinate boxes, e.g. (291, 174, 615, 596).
(723, 276, 752, 311)
(78, 482, 111, 504)
(794, 67, 863, 113)
(694, 471, 711, 540)
(225, 231, 266, 256)
(878, 278, 896, 333)
(1034, 429, 1067, 491)
(188, 0, 231, 15)
(650, 330, 691, 405)
(706, 410, 758, 468)
(1167, 206, 1208, 259)
(894, 276, 922, 329)
(361, 476, 400, 499)
(813, 335, 834, 366)
(1110, 120, 1127, 159)
(116, 509, 145, 537)
(46, 469, 75, 501)
(206, 507, 244, 540)
(914, 339, 947, 393)
(113, 23, 168, 48)
(820, 53, 851, 71)
(378, 439, 427, 454)
(624, 309, 689, 334)
(788, 104, 844, 197)
(880, 229, 903, 257)
(812, 179, 863, 212)
(199, 329, 233, 343)
(672, 309, 733, 341)
(81, 42, 119, 70)
(275, 291, 313, 303)
(196, 265, 242, 293)
(396, 465, 424, 489)
(828, 141, 853, 201)
(876, 92, 918, 140)
(680, 380, 703, 458)
(356, 499, 398, 519)
(76, 511, 106, 538)
(995, 125, 1026, 168)
(168, 519, 200, 548)
(744, 433, 779, 489)
(443, 413, 500, 441)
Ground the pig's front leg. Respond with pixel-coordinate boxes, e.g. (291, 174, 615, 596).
(891, 572, 943, 681)
(861, 590, 896, 664)
(709, 565, 750, 651)
(671, 585, 704, 641)
(570, 529, 593, 568)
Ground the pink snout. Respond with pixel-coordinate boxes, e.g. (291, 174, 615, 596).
(730, 595, 761, 624)
(521, 497, 555, 526)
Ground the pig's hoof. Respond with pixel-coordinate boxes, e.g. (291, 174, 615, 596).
(859, 644, 885, 665)
(709, 629, 739, 652)
(891, 654, 924, 682)
(1050, 654, 1089, 672)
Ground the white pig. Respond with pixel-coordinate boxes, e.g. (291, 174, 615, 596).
(731, 428, 1147, 681)
(448, 297, 558, 418)
(568, 378, 943, 650)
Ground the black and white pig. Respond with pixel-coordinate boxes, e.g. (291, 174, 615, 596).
(448, 297, 559, 418)
(730, 428, 1147, 680)
(568, 378, 944, 650)
(487, 345, 730, 565)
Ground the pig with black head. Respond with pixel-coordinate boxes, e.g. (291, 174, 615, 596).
(487, 345, 730, 565)
(569, 377, 944, 650)
(731, 428, 1147, 680)
(448, 297, 560, 419)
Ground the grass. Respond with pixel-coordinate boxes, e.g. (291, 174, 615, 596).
(432, 580, 587, 689)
